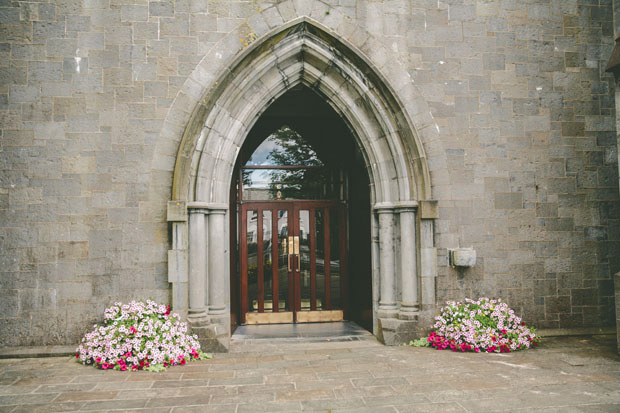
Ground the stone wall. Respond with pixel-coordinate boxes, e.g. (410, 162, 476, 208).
(0, 0, 619, 346)
(427, 0, 620, 330)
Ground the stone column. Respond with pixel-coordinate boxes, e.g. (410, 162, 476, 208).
(398, 204, 419, 319)
(376, 203, 398, 318)
(208, 205, 228, 315)
(188, 208, 208, 319)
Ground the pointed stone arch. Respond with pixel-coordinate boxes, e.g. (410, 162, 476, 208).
(162, 17, 440, 350)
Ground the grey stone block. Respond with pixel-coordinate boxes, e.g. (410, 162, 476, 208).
(89, 230, 121, 257)
(0, 6, 19, 24)
(144, 81, 168, 97)
(544, 218, 575, 231)
(78, 32, 104, 50)
(0, 295, 19, 317)
(584, 226, 607, 241)
(119, 45, 146, 63)
(46, 38, 78, 57)
(41, 179, 81, 196)
(495, 192, 523, 209)
(19, 289, 56, 311)
(121, 5, 147, 22)
(149, 1, 175, 17)
(12, 44, 46, 60)
(455, 96, 479, 113)
(28, 61, 63, 81)
(513, 99, 539, 115)
(161, 16, 189, 36)
(34, 21, 65, 38)
(132, 63, 156, 81)
(561, 122, 585, 136)
(9, 85, 39, 103)
(66, 15, 91, 32)
(190, 13, 217, 32)
(104, 26, 132, 44)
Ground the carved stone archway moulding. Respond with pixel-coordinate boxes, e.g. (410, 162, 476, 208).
(160, 17, 441, 351)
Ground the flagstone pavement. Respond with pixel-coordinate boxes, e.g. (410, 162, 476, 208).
(1, 334, 619, 412)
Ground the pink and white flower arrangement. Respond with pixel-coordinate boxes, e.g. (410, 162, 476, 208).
(427, 297, 540, 353)
(75, 300, 210, 371)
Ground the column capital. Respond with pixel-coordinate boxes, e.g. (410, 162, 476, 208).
(374, 202, 395, 213)
(394, 201, 418, 211)
(209, 207, 227, 215)
(395, 203, 418, 214)
(187, 201, 228, 211)
(188, 207, 209, 215)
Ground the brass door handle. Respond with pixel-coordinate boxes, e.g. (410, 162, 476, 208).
(294, 236, 300, 272)
(287, 236, 301, 272)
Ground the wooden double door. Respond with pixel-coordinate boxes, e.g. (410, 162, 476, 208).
(240, 201, 347, 324)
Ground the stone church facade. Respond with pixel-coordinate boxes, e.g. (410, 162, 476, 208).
(1, 0, 619, 351)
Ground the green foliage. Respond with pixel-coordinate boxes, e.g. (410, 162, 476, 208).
(197, 351, 212, 360)
(144, 364, 167, 372)
(408, 337, 430, 347)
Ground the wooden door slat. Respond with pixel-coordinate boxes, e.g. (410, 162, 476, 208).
(309, 208, 316, 311)
(257, 208, 264, 313)
(324, 207, 331, 311)
(339, 205, 348, 317)
(240, 207, 248, 323)
(272, 208, 279, 312)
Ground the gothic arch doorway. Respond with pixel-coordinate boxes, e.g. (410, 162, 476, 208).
(229, 87, 373, 330)
(165, 18, 438, 351)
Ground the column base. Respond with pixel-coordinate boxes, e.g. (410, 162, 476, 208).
(187, 309, 209, 324)
(398, 310, 419, 321)
(187, 314, 231, 353)
(377, 307, 398, 319)
(209, 306, 227, 315)
(399, 303, 419, 320)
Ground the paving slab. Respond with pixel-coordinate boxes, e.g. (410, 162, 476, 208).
(0, 335, 619, 411)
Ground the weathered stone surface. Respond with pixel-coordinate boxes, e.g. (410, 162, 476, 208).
(1, 335, 620, 410)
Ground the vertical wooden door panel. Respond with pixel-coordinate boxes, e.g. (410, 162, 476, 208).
(309, 209, 316, 311)
(324, 207, 331, 311)
(271, 208, 279, 312)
